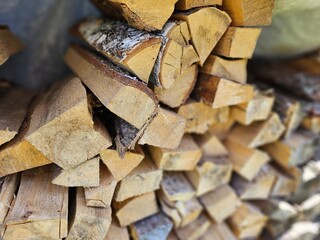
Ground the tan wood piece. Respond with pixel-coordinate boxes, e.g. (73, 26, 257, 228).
(302, 115, 320, 134)
(200, 223, 237, 240)
(176, 0, 222, 10)
(194, 132, 228, 157)
(161, 21, 191, 46)
(175, 214, 211, 240)
(209, 118, 235, 140)
(104, 219, 130, 240)
(0, 26, 23, 65)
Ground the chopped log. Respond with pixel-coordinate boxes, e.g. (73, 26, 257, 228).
(193, 132, 228, 157)
(208, 118, 235, 140)
(175, 214, 211, 240)
(138, 108, 186, 149)
(162, 21, 191, 46)
(154, 64, 198, 108)
(224, 138, 270, 181)
(3, 165, 68, 239)
(91, 0, 178, 31)
(160, 172, 195, 202)
(172, 7, 231, 65)
(300, 194, 320, 221)
(186, 156, 232, 196)
(231, 89, 275, 125)
(84, 165, 117, 208)
(176, 0, 222, 10)
(213, 27, 261, 58)
(105, 219, 129, 240)
(100, 146, 144, 181)
(277, 222, 320, 240)
(130, 212, 173, 240)
(148, 135, 201, 171)
(192, 73, 254, 108)
(64, 45, 159, 129)
(200, 185, 239, 223)
(177, 99, 230, 134)
(302, 115, 320, 134)
(200, 55, 247, 83)
(67, 187, 112, 240)
(113, 192, 158, 227)
(228, 112, 285, 148)
(75, 18, 162, 83)
(200, 223, 237, 240)
(114, 155, 162, 201)
(0, 26, 23, 65)
(220, 0, 275, 26)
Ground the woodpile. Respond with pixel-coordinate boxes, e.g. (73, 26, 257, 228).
(1, 0, 320, 239)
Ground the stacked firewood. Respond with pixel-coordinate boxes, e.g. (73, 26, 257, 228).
(0, 0, 319, 239)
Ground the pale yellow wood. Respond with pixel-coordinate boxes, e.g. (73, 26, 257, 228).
(302, 116, 320, 134)
(175, 214, 211, 240)
(0, 27, 23, 65)
(105, 219, 129, 240)
(200, 223, 237, 240)
(300, 194, 320, 221)
(209, 118, 235, 140)
(162, 21, 191, 46)
(176, 0, 222, 10)
(193, 132, 228, 157)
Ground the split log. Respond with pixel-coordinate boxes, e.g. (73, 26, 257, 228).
(172, 7, 231, 65)
(75, 18, 162, 83)
(160, 172, 195, 202)
(224, 138, 270, 181)
(3, 165, 68, 239)
(199, 185, 239, 223)
(220, 0, 275, 26)
(213, 27, 261, 58)
(161, 21, 191, 46)
(192, 73, 254, 108)
(186, 156, 232, 196)
(91, 0, 178, 31)
(0, 26, 23, 65)
(228, 112, 285, 148)
(302, 115, 320, 134)
(208, 118, 235, 140)
(64, 45, 159, 129)
(277, 222, 320, 240)
(114, 155, 162, 201)
(201, 223, 237, 240)
(177, 99, 230, 134)
(193, 132, 228, 157)
(105, 219, 129, 240)
(130, 212, 173, 240)
(200, 55, 247, 83)
(148, 135, 201, 171)
(300, 194, 320, 221)
(67, 187, 112, 240)
(138, 108, 186, 149)
(176, 0, 222, 10)
(175, 214, 211, 240)
(84, 165, 117, 208)
(100, 146, 144, 181)
(113, 192, 158, 227)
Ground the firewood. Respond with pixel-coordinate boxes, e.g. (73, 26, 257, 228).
(277, 222, 320, 240)
(113, 192, 158, 227)
(186, 156, 232, 196)
(161, 172, 195, 202)
(114, 155, 162, 201)
(148, 135, 201, 171)
(75, 18, 162, 83)
(177, 99, 229, 134)
(302, 115, 320, 134)
(200, 55, 247, 83)
(84, 165, 117, 208)
(138, 108, 186, 149)
(172, 7, 231, 65)
(176, 0, 222, 10)
(228, 112, 285, 148)
(67, 187, 112, 240)
(130, 212, 173, 240)
(213, 27, 261, 58)
(162, 21, 191, 46)
(200, 185, 239, 223)
(231, 89, 275, 125)
(300, 194, 320, 221)
(231, 165, 276, 200)
(193, 132, 228, 157)
(208, 118, 235, 140)
(192, 73, 254, 108)
(175, 214, 211, 240)
(220, 0, 275, 26)
(200, 223, 237, 240)
(64, 45, 159, 129)
(100, 147, 144, 181)
(3, 165, 68, 239)
(105, 219, 129, 240)
(224, 138, 270, 181)
(91, 0, 178, 31)
(0, 26, 23, 65)
(228, 202, 268, 239)
(154, 64, 198, 108)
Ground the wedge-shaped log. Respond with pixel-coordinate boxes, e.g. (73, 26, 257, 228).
(148, 135, 201, 171)
(186, 156, 232, 196)
(192, 73, 254, 108)
(4, 165, 68, 239)
(105, 219, 130, 240)
(300, 194, 320, 221)
(65, 45, 159, 129)
(193, 132, 228, 157)
(201, 223, 237, 240)
(209, 118, 235, 140)
(172, 7, 231, 65)
(176, 0, 222, 10)
(175, 214, 211, 240)
(161, 21, 191, 46)
(302, 115, 320, 134)
(114, 192, 158, 227)
(0, 26, 23, 65)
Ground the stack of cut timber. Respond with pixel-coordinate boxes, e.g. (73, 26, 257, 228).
(1, 0, 319, 239)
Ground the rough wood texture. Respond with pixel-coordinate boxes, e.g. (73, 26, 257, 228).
(67, 187, 112, 240)
(92, 0, 178, 31)
(4, 165, 68, 240)
(192, 73, 254, 108)
(193, 132, 228, 157)
(175, 214, 211, 240)
(75, 18, 162, 83)
(200, 55, 247, 83)
(0, 26, 23, 65)
(64, 45, 159, 129)
(173, 8, 231, 65)
(161, 21, 191, 46)
(105, 219, 130, 240)
(220, 0, 275, 26)
(208, 118, 235, 140)
(201, 223, 237, 240)
(176, 0, 222, 10)
(148, 135, 201, 171)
